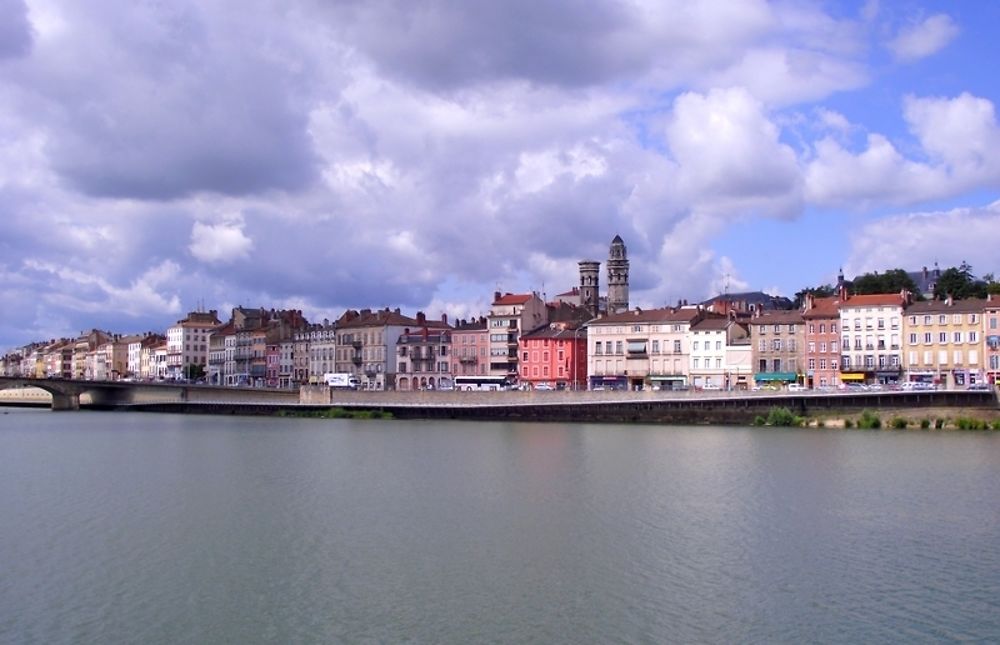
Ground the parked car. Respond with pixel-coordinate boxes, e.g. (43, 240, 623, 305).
(786, 384, 806, 392)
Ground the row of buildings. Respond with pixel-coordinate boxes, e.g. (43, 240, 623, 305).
(3, 237, 1000, 391)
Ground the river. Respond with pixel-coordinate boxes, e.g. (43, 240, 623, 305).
(1, 409, 999, 643)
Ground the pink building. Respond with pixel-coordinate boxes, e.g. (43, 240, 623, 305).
(518, 322, 588, 390)
(450, 317, 489, 377)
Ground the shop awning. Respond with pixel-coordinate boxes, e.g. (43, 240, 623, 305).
(754, 372, 797, 382)
(650, 375, 686, 381)
(840, 372, 865, 381)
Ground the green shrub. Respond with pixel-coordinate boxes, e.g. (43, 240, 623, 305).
(890, 417, 908, 429)
(992, 420, 1000, 431)
(920, 418, 931, 429)
(844, 419, 854, 428)
(766, 406, 802, 427)
(753, 415, 766, 426)
(955, 417, 987, 430)
(857, 409, 881, 429)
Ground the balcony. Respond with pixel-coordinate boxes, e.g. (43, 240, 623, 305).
(459, 356, 478, 364)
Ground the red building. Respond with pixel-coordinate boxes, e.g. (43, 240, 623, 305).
(802, 294, 841, 389)
(518, 322, 588, 390)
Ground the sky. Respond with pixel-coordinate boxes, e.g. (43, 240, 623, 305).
(2, 0, 1000, 350)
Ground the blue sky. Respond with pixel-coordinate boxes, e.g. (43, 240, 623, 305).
(2, 0, 1000, 351)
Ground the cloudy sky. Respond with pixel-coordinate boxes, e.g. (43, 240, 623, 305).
(2, 0, 999, 349)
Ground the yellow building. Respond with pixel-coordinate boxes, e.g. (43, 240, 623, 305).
(902, 298, 986, 388)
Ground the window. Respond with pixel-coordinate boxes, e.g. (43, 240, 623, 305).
(924, 315, 932, 325)
(774, 324, 781, 334)
(594, 343, 602, 355)
(939, 332, 948, 343)
(820, 342, 827, 353)
(673, 340, 682, 353)
(716, 341, 722, 351)
(909, 333, 917, 345)
(759, 339, 766, 352)
(924, 333, 932, 344)
(808, 358, 816, 369)
(788, 339, 796, 352)
(953, 331, 962, 343)
(651, 340, 660, 353)
(808, 342, 816, 353)
(615, 341, 623, 355)
(969, 331, 978, 343)
(693, 358, 700, 369)
(693, 341, 699, 351)
(970, 314, 979, 324)
(772, 358, 782, 372)
(809, 323, 815, 334)
(909, 315, 916, 325)
(772, 338, 782, 351)
(819, 358, 827, 370)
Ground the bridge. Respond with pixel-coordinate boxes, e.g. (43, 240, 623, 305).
(0, 377, 297, 410)
(1, 377, 996, 424)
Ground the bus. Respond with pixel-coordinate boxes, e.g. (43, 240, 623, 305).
(453, 375, 510, 391)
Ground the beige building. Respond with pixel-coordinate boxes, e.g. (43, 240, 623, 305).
(986, 295, 1000, 386)
(690, 317, 751, 390)
(749, 310, 805, 388)
(903, 298, 986, 388)
(587, 307, 706, 391)
(487, 292, 548, 381)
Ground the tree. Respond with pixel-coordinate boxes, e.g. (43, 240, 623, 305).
(933, 262, 987, 300)
(984, 273, 1000, 296)
(851, 269, 919, 297)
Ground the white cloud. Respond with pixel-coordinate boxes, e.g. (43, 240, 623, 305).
(189, 221, 254, 264)
(806, 93, 1000, 208)
(887, 13, 959, 62)
(845, 201, 1000, 277)
(666, 87, 802, 217)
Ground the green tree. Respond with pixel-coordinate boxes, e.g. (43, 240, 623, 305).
(851, 268, 918, 297)
(933, 262, 987, 300)
(984, 273, 1000, 295)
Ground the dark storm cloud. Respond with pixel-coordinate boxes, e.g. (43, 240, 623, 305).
(15, 1, 320, 200)
(325, 0, 649, 90)
(0, 0, 33, 59)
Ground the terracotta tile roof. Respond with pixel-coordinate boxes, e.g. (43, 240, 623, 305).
(840, 293, 907, 307)
(590, 307, 703, 325)
(493, 293, 533, 306)
(904, 298, 987, 314)
(802, 296, 840, 318)
(751, 310, 804, 325)
(690, 317, 731, 331)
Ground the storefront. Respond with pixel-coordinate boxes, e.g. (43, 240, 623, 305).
(753, 371, 798, 387)
(839, 372, 867, 385)
(589, 375, 628, 391)
(650, 375, 687, 391)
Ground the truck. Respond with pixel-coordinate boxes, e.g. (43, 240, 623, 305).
(324, 373, 360, 389)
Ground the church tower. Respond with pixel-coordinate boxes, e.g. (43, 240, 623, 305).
(607, 235, 629, 314)
(578, 260, 600, 318)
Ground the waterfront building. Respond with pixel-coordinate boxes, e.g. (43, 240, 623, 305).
(986, 295, 1000, 386)
(606, 235, 629, 314)
(207, 323, 234, 386)
(749, 310, 806, 388)
(518, 321, 588, 391)
(802, 295, 841, 389)
(450, 317, 489, 377)
(903, 297, 986, 388)
(306, 323, 337, 383)
(166, 310, 222, 380)
(94, 335, 129, 380)
(587, 306, 705, 391)
(292, 329, 312, 386)
(396, 323, 454, 391)
(335, 308, 447, 390)
(838, 291, 909, 386)
(689, 316, 749, 390)
(278, 340, 295, 389)
(487, 292, 548, 382)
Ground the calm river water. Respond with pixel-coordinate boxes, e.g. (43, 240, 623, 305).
(1, 409, 999, 644)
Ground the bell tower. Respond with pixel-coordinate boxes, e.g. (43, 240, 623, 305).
(578, 260, 600, 318)
(607, 235, 629, 314)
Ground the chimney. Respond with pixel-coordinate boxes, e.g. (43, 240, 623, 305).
(494, 291, 501, 302)
(922, 266, 928, 280)
(946, 294, 953, 307)
(441, 313, 448, 324)
(416, 311, 426, 324)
